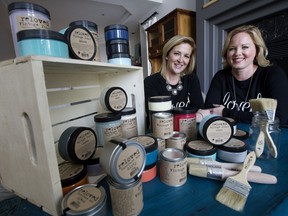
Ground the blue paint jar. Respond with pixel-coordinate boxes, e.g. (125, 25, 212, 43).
(17, 29, 69, 58)
(185, 140, 217, 160)
(104, 24, 129, 41)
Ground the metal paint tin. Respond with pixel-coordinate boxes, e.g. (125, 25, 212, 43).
(61, 183, 107, 216)
(58, 127, 97, 163)
(198, 114, 233, 146)
(152, 112, 173, 139)
(108, 176, 143, 216)
(59, 161, 89, 196)
(121, 107, 138, 138)
(166, 131, 187, 150)
(160, 148, 187, 187)
(185, 140, 217, 160)
(100, 87, 128, 113)
(100, 138, 146, 185)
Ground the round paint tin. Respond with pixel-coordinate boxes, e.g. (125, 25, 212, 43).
(185, 140, 217, 160)
(198, 114, 233, 145)
(61, 183, 107, 216)
(121, 107, 138, 139)
(129, 135, 158, 166)
(64, 25, 96, 60)
(58, 127, 97, 163)
(8, 2, 51, 56)
(100, 87, 128, 113)
(94, 113, 122, 147)
(142, 162, 157, 183)
(160, 148, 187, 187)
(166, 131, 187, 150)
(59, 161, 89, 196)
(17, 29, 69, 58)
(217, 138, 248, 163)
(104, 24, 129, 41)
(100, 138, 146, 184)
(173, 107, 197, 141)
(108, 176, 143, 216)
(152, 112, 174, 139)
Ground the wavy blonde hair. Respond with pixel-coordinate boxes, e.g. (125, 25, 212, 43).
(222, 25, 270, 68)
(160, 35, 196, 77)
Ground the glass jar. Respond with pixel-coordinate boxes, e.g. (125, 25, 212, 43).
(249, 112, 281, 159)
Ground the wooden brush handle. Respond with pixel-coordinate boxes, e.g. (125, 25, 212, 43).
(255, 130, 265, 158)
(239, 151, 256, 179)
(263, 124, 278, 158)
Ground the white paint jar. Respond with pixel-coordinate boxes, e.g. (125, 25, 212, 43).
(152, 112, 173, 139)
(121, 107, 138, 138)
(100, 87, 128, 113)
(166, 131, 187, 150)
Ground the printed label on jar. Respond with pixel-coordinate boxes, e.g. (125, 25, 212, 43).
(160, 159, 187, 187)
(109, 89, 127, 111)
(179, 118, 197, 141)
(206, 120, 232, 145)
(103, 124, 122, 143)
(122, 117, 137, 138)
(152, 114, 173, 139)
(75, 130, 96, 160)
(166, 137, 186, 150)
(59, 163, 83, 180)
(17, 15, 51, 30)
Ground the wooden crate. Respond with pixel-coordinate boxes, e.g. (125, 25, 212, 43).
(0, 56, 145, 215)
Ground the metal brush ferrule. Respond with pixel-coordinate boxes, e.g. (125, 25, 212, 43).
(206, 166, 222, 180)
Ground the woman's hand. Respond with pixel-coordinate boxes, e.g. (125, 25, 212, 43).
(210, 104, 225, 116)
(196, 109, 212, 122)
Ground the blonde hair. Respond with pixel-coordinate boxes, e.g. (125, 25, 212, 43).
(222, 25, 270, 68)
(160, 35, 196, 77)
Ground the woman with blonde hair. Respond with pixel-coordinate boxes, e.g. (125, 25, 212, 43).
(205, 25, 288, 125)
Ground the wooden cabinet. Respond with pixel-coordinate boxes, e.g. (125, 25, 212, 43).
(0, 56, 145, 215)
(146, 8, 196, 74)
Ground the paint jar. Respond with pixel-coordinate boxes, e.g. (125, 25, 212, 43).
(129, 135, 158, 166)
(148, 95, 172, 131)
(17, 29, 69, 58)
(152, 112, 174, 139)
(108, 53, 132, 65)
(63, 25, 96, 60)
(69, 20, 100, 61)
(198, 114, 233, 146)
(94, 113, 122, 147)
(185, 140, 217, 160)
(233, 129, 249, 141)
(249, 112, 281, 159)
(225, 117, 237, 135)
(61, 184, 107, 216)
(84, 147, 105, 177)
(121, 107, 138, 139)
(173, 107, 197, 141)
(142, 162, 157, 183)
(217, 138, 248, 163)
(100, 138, 146, 185)
(58, 127, 97, 163)
(8, 2, 51, 56)
(59, 161, 89, 196)
(100, 87, 128, 113)
(160, 148, 187, 187)
(104, 24, 129, 41)
(108, 176, 143, 216)
(166, 131, 187, 150)
(156, 137, 166, 157)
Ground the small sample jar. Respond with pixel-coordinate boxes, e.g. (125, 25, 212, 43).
(59, 161, 89, 196)
(129, 135, 158, 166)
(152, 112, 174, 139)
(142, 162, 157, 183)
(108, 176, 143, 216)
(58, 127, 97, 163)
(100, 87, 128, 113)
(94, 113, 122, 147)
(185, 140, 217, 160)
(17, 29, 69, 58)
(199, 114, 233, 146)
(166, 131, 187, 150)
(69, 20, 100, 61)
(63, 25, 96, 60)
(84, 147, 105, 177)
(217, 138, 248, 163)
(121, 107, 138, 138)
(225, 117, 237, 135)
(160, 148, 187, 187)
(100, 138, 146, 184)
(173, 107, 197, 141)
(8, 2, 51, 56)
(61, 184, 107, 216)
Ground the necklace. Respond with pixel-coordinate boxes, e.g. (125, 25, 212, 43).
(166, 80, 183, 95)
(232, 75, 253, 102)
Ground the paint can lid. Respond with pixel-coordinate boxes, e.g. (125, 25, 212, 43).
(8, 2, 50, 18)
(17, 29, 67, 43)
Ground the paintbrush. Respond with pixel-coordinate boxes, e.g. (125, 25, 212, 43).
(186, 157, 262, 173)
(188, 164, 277, 184)
(215, 151, 256, 212)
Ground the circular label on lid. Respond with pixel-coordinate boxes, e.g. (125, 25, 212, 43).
(75, 129, 96, 160)
(109, 88, 127, 111)
(206, 120, 232, 145)
(187, 140, 214, 151)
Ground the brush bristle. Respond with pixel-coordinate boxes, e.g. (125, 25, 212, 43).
(249, 98, 277, 120)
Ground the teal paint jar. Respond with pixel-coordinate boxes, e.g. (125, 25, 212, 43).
(185, 140, 217, 160)
(17, 29, 69, 58)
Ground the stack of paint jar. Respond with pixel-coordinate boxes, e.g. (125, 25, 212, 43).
(104, 24, 132, 65)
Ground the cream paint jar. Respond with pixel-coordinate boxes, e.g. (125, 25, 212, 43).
(100, 138, 146, 185)
(61, 184, 107, 216)
(58, 127, 97, 163)
(217, 138, 248, 163)
(152, 112, 173, 139)
(160, 148, 187, 187)
(121, 107, 138, 138)
(199, 114, 233, 146)
(166, 131, 187, 150)
(108, 176, 143, 216)
(100, 87, 128, 113)
(185, 140, 217, 160)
